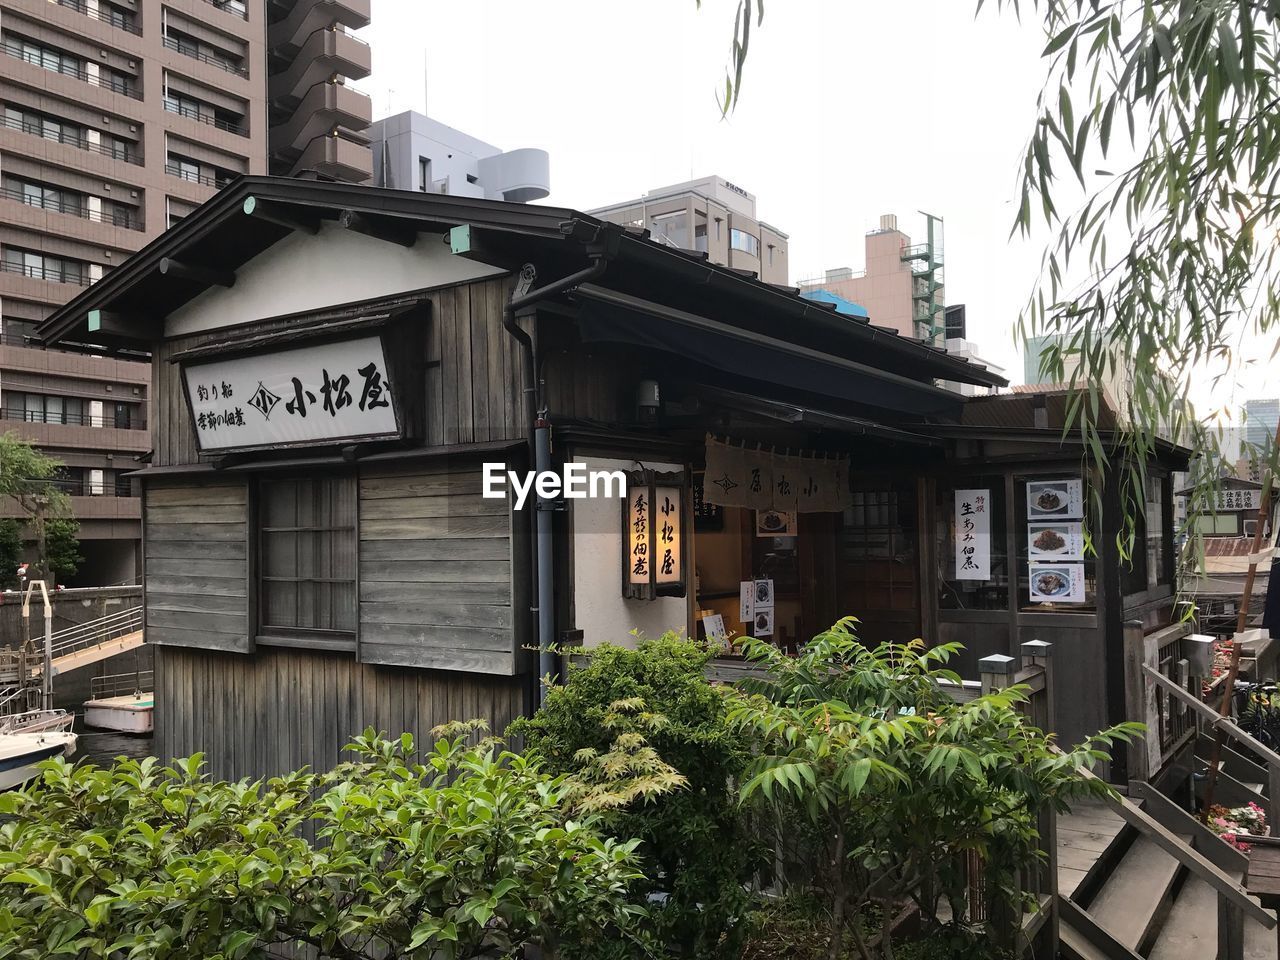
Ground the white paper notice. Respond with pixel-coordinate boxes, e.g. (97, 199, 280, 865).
(954, 489, 991, 580)
(702, 613, 727, 641)
(739, 581, 755, 623)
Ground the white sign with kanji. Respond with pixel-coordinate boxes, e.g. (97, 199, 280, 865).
(183, 336, 399, 452)
(954, 489, 991, 581)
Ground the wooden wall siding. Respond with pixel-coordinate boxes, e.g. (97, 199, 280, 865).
(144, 481, 250, 653)
(424, 276, 526, 447)
(541, 347, 624, 423)
(153, 276, 524, 468)
(357, 464, 531, 675)
(153, 645, 529, 783)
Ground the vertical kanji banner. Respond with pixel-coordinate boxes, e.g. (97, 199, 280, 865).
(954, 488, 991, 580)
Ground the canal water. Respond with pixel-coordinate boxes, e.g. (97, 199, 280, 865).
(75, 723, 155, 767)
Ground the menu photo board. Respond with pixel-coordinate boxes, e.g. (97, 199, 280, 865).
(183, 335, 401, 453)
(1027, 521, 1085, 561)
(1025, 477, 1087, 605)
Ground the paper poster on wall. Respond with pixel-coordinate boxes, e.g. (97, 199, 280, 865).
(954, 489, 991, 580)
(753, 579, 775, 609)
(1028, 521, 1085, 561)
(739, 581, 755, 623)
(1026, 479, 1084, 520)
(752, 608, 775, 637)
(756, 510, 797, 537)
(702, 613, 728, 642)
(1029, 563, 1086, 604)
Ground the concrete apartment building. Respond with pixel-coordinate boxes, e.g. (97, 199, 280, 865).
(590, 175, 790, 285)
(0, 0, 372, 584)
(369, 111, 550, 202)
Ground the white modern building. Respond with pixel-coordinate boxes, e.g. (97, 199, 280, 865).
(367, 111, 550, 202)
(590, 176, 790, 285)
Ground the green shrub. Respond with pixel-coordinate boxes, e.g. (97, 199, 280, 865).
(512, 635, 760, 959)
(0, 727, 648, 959)
(729, 617, 1138, 959)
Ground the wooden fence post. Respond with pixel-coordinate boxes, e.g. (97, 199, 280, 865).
(979, 654, 1016, 695)
(1122, 619, 1150, 788)
(1021, 640, 1059, 955)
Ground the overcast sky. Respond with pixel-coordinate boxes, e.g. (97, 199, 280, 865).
(358, 1, 1265, 417)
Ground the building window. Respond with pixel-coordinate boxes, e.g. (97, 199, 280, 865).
(651, 211, 689, 248)
(837, 486, 918, 613)
(259, 476, 357, 640)
(730, 228, 760, 257)
(418, 156, 431, 191)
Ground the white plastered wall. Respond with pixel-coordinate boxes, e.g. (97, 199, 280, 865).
(164, 223, 505, 337)
(570, 456, 689, 649)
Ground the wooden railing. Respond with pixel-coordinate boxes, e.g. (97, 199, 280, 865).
(1121, 616, 1279, 959)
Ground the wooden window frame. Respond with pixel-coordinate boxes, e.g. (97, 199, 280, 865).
(255, 472, 359, 652)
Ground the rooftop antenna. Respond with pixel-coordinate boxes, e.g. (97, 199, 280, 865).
(423, 52, 429, 117)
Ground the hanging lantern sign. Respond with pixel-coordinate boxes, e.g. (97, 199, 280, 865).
(623, 470, 687, 600)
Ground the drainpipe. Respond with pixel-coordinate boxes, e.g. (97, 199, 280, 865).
(502, 231, 613, 704)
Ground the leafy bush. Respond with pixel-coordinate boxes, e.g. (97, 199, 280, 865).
(0, 727, 648, 959)
(729, 618, 1137, 959)
(0, 519, 20, 590)
(512, 635, 759, 958)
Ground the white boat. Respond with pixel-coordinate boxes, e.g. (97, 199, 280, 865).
(83, 693, 154, 734)
(0, 711, 77, 790)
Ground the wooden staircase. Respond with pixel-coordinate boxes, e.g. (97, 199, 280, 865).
(1057, 790, 1277, 959)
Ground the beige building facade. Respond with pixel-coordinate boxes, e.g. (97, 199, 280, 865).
(799, 214, 943, 340)
(0, 0, 371, 583)
(590, 175, 789, 285)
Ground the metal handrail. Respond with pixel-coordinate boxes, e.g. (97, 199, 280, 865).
(0, 41, 141, 99)
(162, 100, 248, 136)
(0, 260, 92, 286)
(48, 606, 142, 660)
(164, 162, 235, 189)
(0, 407, 143, 430)
(91, 670, 153, 700)
(0, 184, 143, 230)
(52, 0, 141, 35)
(0, 114, 142, 164)
(162, 35, 249, 77)
(200, 0, 248, 21)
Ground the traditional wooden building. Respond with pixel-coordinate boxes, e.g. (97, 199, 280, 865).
(37, 178, 1185, 783)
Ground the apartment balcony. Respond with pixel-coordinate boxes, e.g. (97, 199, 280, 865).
(268, 27, 370, 102)
(0, 185, 143, 232)
(267, 0, 371, 52)
(163, 99, 249, 137)
(0, 412, 150, 456)
(292, 130, 371, 181)
(0, 339, 149, 386)
(270, 80, 370, 156)
(0, 113, 142, 166)
(0, 260, 93, 289)
(0, 40, 142, 101)
(162, 36, 250, 79)
(50, 0, 141, 35)
(0, 495, 141, 524)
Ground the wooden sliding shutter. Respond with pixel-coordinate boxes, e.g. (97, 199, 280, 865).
(144, 480, 251, 654)
(357, 463, 530, 675)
